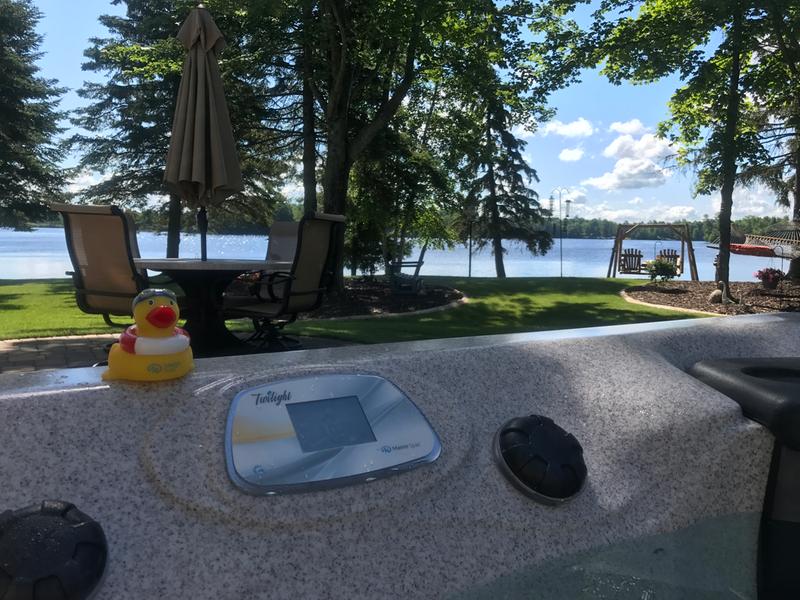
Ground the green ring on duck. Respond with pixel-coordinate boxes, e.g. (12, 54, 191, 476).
(131, 288, 178, 312)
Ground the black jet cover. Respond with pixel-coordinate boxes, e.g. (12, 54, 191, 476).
(0, 500, 107, 600)
(494, 414, 587, 504)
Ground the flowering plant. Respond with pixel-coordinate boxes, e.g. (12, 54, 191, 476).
(754, 267, 784, 284)
(646, 258, 678, 282)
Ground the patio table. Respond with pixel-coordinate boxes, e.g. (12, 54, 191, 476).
(134, 258, 291, 356)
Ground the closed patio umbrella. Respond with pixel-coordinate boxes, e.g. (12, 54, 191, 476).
(164, 3, 242, 260)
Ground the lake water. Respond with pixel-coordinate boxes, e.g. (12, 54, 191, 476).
(0, 227, 790, 282)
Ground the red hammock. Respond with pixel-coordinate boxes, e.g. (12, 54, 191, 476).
(729, 243, 776, 257)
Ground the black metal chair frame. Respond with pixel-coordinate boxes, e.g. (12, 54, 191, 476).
(231, 214, 344, 351)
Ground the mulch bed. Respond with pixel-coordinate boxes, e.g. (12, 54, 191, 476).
(301, 277, 463, 320)
(625, 280, 800, 315)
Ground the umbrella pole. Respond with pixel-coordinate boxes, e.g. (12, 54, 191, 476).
(198, 206, 208, 261)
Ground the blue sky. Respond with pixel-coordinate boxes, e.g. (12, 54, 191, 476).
(31, 0, 789, 223)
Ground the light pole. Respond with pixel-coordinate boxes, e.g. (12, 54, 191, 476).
(549, 187, 572, 278)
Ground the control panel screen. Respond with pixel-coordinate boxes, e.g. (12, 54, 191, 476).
(286, 395, 377, 453)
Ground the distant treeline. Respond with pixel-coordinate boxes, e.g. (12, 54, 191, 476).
(548, 216, 789, 242)
(34, 210, 788, 242)
(33, 202, 301, 235)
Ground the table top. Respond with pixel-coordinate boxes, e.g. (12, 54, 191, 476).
(134, 258, 292, 272)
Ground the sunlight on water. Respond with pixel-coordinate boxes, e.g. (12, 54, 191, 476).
(0, 227, 790, 281)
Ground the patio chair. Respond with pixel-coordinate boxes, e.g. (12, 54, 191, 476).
(224, 220, 299, 301)
(618, 248, 644, 274)
(388, 258, 425, 295)
(656, 248, 683, 275)
(266, 220, 299, 263)
(224, 213, 345, 350)
(52, 203, 160, 326)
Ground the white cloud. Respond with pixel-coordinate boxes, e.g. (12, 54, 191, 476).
(570, 201, 636, 221)
(66, 171, 111, 195)
(662, 205, 697, 221)
(511, 124, 536, 140)
(564, 188, 589, 205)
(708, 185, 791, 219)
(571, 200, 696, 222)
(582, 157, 671, 190)
(628, 196, 643, 205)
(541, 117, 595, 138)
(603, 133, 672, 161)
(558, 147, 584, 162)
(281, 180, 303, 200)
(608, 119, 647, 136)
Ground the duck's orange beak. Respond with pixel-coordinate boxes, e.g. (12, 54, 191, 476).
(146, 306, 176, 329)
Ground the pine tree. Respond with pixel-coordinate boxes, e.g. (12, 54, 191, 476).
(0, 0, 65, 228)
(466, 89, 552, 278)
(70, 0, 290, 255)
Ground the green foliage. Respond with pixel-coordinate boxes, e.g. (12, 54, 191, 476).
(69, 0, 288, 226)
(0, 0, 65, 228)
(0, 277, 696, 341)
(431, 2, 554, 277)
(536, 0, 769, 285)
(646, 258, 678, 282)
(734, 3, 800, 218)
(347, 121, 457, 274)
(462, 87, 553, 277)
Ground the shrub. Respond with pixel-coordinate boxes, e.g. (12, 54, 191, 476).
(647, 258, 678, 282)
(754, 267, 783, 285)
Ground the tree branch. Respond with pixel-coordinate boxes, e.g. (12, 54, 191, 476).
(349, 0, 424, 160)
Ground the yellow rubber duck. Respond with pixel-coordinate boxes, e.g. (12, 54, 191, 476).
(102, 288, 194, 381)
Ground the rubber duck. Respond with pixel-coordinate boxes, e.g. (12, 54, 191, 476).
(102, 288, 194, 381)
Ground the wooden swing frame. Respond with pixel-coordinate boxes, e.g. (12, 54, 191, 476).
(607, 223, 699, 281)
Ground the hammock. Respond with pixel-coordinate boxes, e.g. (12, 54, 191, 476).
(744, 222, 800, 258)
(730, 243, 776, 257)
(706, 222, 800, 258)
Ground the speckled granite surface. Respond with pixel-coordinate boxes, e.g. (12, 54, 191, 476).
(0, 313, 797, 599)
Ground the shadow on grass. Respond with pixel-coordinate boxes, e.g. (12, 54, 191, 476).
(44, 280, 76, 294)
(0, 293, 24, 311)
(428, 276, 641, 297)
(0, 279, 75, 314)
(290, 295, 695, 344)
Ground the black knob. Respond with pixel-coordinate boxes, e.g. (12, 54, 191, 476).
(0, 500, 107, 600)
(494, 415, 587, 504)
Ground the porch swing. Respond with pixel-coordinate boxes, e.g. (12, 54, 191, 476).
(607, 222, 699, 280)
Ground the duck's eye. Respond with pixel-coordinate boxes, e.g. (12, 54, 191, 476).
(148, 300, 154, 305)
(169, 301, 174, 306)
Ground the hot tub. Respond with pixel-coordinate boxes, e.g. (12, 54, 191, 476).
(0, 313, 798, 599)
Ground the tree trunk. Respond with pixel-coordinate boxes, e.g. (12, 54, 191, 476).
(491, 215, 506, 278)
(717, 4, 743, 288)
(788, 133, 800, 280)
(486, 163, 505, 278)
(323, 118, 351, 289)
(317, 0, 422, 287)
(166, 193, 182, 258)
(302, 0, 317, 217)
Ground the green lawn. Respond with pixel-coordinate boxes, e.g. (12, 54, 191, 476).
(286, 276, 701, 344)
(0, 276, 699, 342)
